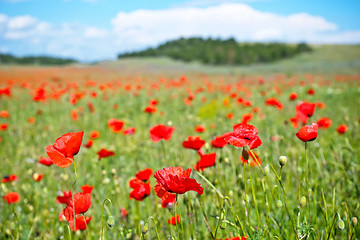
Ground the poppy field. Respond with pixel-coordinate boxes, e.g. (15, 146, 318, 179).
(0, 65, 359, 240)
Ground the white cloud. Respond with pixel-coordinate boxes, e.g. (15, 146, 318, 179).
(7, 15, 37, 29)
(111, 3, 343, 51)
(84, 27, 109, 38)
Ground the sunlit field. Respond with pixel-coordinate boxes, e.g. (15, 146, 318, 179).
(0, 64, 359, 240)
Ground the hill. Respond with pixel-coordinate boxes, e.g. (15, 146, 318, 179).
(117, 37, 312, 65)
(0, 53, 77, 65)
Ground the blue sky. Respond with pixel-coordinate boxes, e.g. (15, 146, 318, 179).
(0, 0, 359, 61)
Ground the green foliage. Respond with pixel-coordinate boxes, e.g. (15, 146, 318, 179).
(0, 53, 77, 65)
(118, 37, 312, 65)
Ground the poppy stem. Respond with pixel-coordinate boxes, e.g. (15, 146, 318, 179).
(195, 171, 224, 198)
(145, 217, 161, 240)
(12, 205, 20, 239)
(305, 141, 311, 225)
(101, 198, 113, 240)
(269, 163, 299, 240)
(160, 140, 167, 162)
(243, 163, 250, 227)
(248, 164, 261, 227)
(72, 161, 77, 232)
(222, 196, 246, 237)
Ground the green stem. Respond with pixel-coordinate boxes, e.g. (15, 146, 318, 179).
(71, 161, 77, 232)
(305, 142, 311, 225)
(101, 198, 113, 240)
(243, 163, 250, 227)
(248, 164, 261, 227)
(147, 217, 161, 240)
(270, 164, 299, 240)
(222, 196, 246, 237)
(195, 171, 224, 198)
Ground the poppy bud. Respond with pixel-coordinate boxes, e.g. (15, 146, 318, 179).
(220, 221, 227, 230)
(142, 223, 149, 234)
(351, 217, 358, 226)
(242, 148, 249, 161)
(276, 200, 282, 208)
(300, 196, 307, 207)
(279, 156, 287, 167)
(107, 216, 115, 229)
(264, 164, 270, 176)
(337, 219, 345, 230)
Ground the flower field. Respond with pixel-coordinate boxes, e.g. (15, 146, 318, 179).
(0, 65, 359, 240)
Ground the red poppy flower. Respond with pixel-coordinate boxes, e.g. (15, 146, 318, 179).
(265, 97, 283, 110)
(149, 99, 158, 105)
(70, 109, 78, 121)
(195, 125, 206, 133)
(0, 110, 9, 118)
(296, 123, 318, 142)
(168, 215, 180, 225)
(135, 168, 153, 181)
(69, 216, 92, 231)
(3, 192, 20, 204)
(154, 167, 203, 196)
(289, 92, 298, 101)
(240, 151, 261, 167)
(241, 113, 253, 124)
(57, 191, 72, 205)
(317, 117, 332, 129)
(307, 88, 315, 95)
(227, 113, 234, 119)
(62, 192, 91, 219)
(157, 189, 176, 208)
(224, 123, 262, 150)
(149, 124, 175, 142)
(194, 152, 216, 171)
(108, 118, 124, 133)
(129, 178, 151, 201)
(211, 132, 232, 148)
(0, 123, 8, 131)
(123, 127, 136, 135)
(336, 124, 348, 134)
(97, 148, 115, 159)
(46, 131, 84, 168)
(84, 140, 93, 148)
(2, 174, 18, 183)
(315, 101, 326, 109)
(89, 131, 100, 139)
(32, 173, 44, 182)
(33, 87, 46, 102)
(296, 101, 316, 119)
(81, 185, 94, 194)
(144, 105, 157, 114)
(39, 156, 53, 166)
(182, 136, 206, 151)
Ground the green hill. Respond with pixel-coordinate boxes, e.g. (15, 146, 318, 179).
(0, 53, 77, 65)
(117, 37, 312, 65)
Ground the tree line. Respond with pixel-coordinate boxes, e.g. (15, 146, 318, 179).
(118, 37, 312, 65)
(0, 54, 77, 65)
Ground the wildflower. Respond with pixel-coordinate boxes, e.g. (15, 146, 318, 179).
(296, 123, 318, 142)
(224, 123, 262, 149)
(149, 124, 174, 142)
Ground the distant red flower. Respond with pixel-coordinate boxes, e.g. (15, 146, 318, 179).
(315, 101, 326, 109)
(136, 168, 153, 181)
(3, 192, 20, 204)
(129, 178, 151, 201)
(28, 117, 35, 124)
(217, 237, 246, 240)
(241, 113, 253, 124)
(144, 105, 157, 114)
(97, 148, 115, 159)
(154, 167, 203, 196)
(227, 113, 234, 119)
(194, 152, 216, 171)
(81, 185, 94, 194)
(240, 151, 261, 166)
(33, 88, 46, 102)
(289, 92, 298, 101)
(108, 118, 124, 133)
(0, 110, 9, 118)
(84, 140, 93, 148)
(0, 123, 8, 131)
(32, 173, 44, 182)
(224, 123, 262, 150)
(89, 131, 100, 139)
(296, 123, 318, 142)
(182, 136, 206, 151)
(211, 132, 232, 148)
(70, 109, 78, 121)
(123, 127, 136, 135)
(149, 99, 158, 105)
(149, 124, 175, 142)
(69, 216, 92, 231)
(195, 125, 206, 133)
(336, 124, 348, 134)
(243, 100, 252, 107)
(265, 97, 283, 110)
(317, 117, 332, 129)
(168, 215, 180, 225)
(307, 88, 315, 95)
(296, 101, 316, 119)
(46, 131, 84, 168)
(2, 174, 18, 183)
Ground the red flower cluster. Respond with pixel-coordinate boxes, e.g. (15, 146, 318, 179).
(129, 168, 153, 201)
(2, 174, 18, 183)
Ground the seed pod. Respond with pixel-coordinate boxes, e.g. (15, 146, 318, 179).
(107, 216, 115, 228)
(276, 200, 282, 208)
(351, 217, 358, 226)
(300, 196, 307, 207)
(142, 223, 149, 235)
(242, 148, 249, 160)
(337, 219, 345, 230)
(264, 164, 270, 176)
(279, 156, 287, 167)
